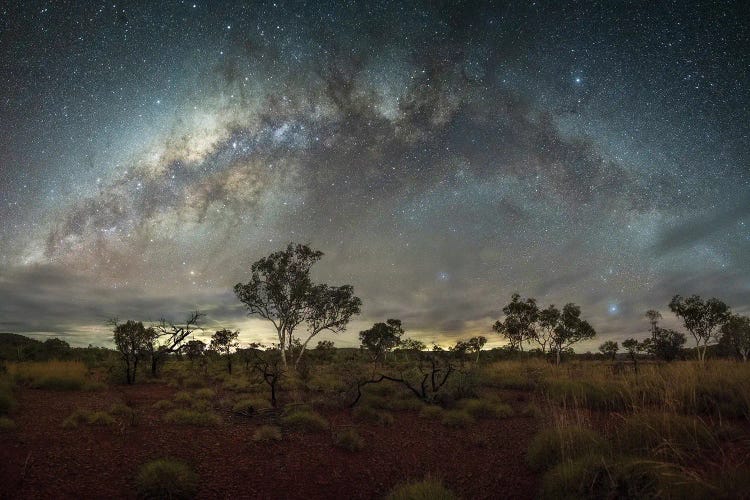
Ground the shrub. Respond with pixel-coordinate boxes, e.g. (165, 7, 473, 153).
(0, 416, 16, 431)
(280, 409, 328, 432)
(173, 391, 194, 404)
(87, 411, 116, 426)
(441, 410, 475, 428)
(333, 428, 365, 451)
(163, 409, 221, 427)
(385, 478, 457, 500)
(526, 426, 606, 471)
(193, 388, 215, 399)
(135, 458, 199, 499)
(152, 399, 174, 410)
(62, 409, 90, 429)
(232, 397, 270, 414)
(419, 405, 444, 420)
(252, 425, 282, 442)
(109, 403, 135, 419)
(539, 454, 708, 500)
(461, 399, 514, 419)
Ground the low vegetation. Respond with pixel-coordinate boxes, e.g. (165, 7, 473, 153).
(385, 478, 458, 500)
(135, 458, 199, 499)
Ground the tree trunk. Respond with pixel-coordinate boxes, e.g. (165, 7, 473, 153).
(556, 348, 561, 366)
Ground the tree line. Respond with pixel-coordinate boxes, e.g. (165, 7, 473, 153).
(109, 242, 750, 384)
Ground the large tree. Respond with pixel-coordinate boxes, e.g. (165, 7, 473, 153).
(112, 320, 155, 384)
(359, 319, 404, 362)
(549, 303, 596, 365)
(210, 329, 240, 374)
(719, 314, 750, 362)
(149, 311, 204, 376)
(668, 295, 730, 363)
(492, 293, 539, 351)
(234, 243, 360, 368)
(598, 340, 619, 360)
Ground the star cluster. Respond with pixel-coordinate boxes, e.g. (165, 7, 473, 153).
(0, 1, 748, 347)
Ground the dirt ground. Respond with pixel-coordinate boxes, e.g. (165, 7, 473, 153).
(0, 384, 539, 499)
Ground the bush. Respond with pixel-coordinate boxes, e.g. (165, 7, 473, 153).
(163, 409, 221, 427)
(385, 478, 457, 500)
(87, 411, 116, 426)
(539, 454, 708, 500)
(0, 385, 15, 415)
(333, 428, 365, 451)
(109, 403, 135, 420)
(62, 409, 89, 429)
(419, 405, 444, 420)
(232, 397, 270, 414)
(526, 426, 606, 471)
(252, 425, 282, 442)
(152, 399, 174, 410)
(441, 410, 475, 428)
(135, 458, 199, 499)
(193, 388, 215, 399)
(280, 409, 328, 432)
(0, 416, 16, 431)
(461, 399, 514, 419)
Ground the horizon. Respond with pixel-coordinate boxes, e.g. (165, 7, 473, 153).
(1, 1, 748, 350)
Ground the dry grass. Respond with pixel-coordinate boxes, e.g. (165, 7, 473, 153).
(8, 361, 91, 391)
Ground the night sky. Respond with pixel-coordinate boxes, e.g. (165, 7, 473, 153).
(1, 1, 748, 349)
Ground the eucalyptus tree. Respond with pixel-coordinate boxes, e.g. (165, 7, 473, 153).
(668, 295, 730, 363)
(492, 293, 539, 351)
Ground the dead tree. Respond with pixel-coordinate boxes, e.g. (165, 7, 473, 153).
(148, 311, 204, 377)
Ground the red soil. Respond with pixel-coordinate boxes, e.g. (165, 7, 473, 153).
(0, 385, 539, 499)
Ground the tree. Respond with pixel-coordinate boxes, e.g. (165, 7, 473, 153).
(668, 295, 730, 363)
(645, 310, 662, 338)
(643, 328, 686, 362)
(181, 339, 206, 363)
(210, 329, 239, 374)
(718, 314, 750, 362)
(466, 336, 487, 362)
(549, 303, 596, 365)
(149, 311, 204, 377)
(492, 293, 539, 351)
(234, 243, 360, 368)
(295, 283, 361, 368)
(397, 338, 426, 361)
(536, 305, 561, 354)
(621, 338, 645, 372)
(359, 319, 404, 362)
(598, 340, 619, 360)
(112, 320, 155, 384)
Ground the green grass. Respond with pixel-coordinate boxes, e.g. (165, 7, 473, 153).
(173, 391, 194, 404)
(252, 425, 282, 442)
(62, 409, 116, 428)
(152, 399, 174, 410)
(419, 405, 444, 420)
(385, 478, 458, 500)
(333, 428, 365, 451)
(526, 425, 606, 472)
(163, 409, 221, 426)
(193, 388, 216, 399)
(232, 397, 270, 414)
(135, 458, 199, 499)
(280, 409, 329, 432)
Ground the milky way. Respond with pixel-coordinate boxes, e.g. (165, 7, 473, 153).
(0, 1, 748, 348)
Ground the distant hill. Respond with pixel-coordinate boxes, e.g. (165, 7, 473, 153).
(0, 332, 41, 361)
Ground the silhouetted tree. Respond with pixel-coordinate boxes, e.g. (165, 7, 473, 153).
(669, 295, 730, 363)
(313, 339, 336, 362)
(210, 329, 239, 374)
(598, 340, 619, 360)
(549, 303, 596, 365)
(359, 319, 404, 362)
(621, 338, 645, 373)
(643, 328, 686, 362)
(149, 311, 204, 376)
(398, 338, 427, 360)
(111, 320, 155, 384)
(492, 293, 539, 351)
(295, 283, 361, 368)
(181, 339, 206, 363)
(536, 305, 561, 354)
(718, 314, 750, 362)
(234, 243, 360, 368)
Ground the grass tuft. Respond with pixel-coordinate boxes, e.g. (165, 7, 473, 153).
(252, 425, 282, 442)
(440, 409, 475, 428)
(280, 409, 329, 432)
(526, 425, 606, 471)
(135, 458, 199, 499)
(385, 478, 458, 500)
(333, 427, 365, 451)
